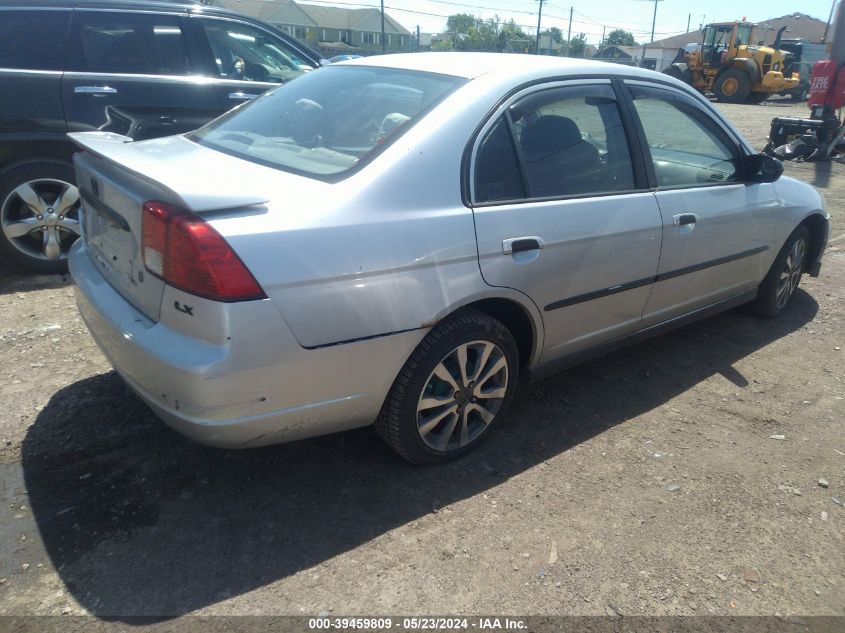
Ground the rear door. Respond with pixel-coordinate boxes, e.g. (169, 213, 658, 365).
(0, 8, 70, 139)
(62, 9, 221, 140)
(189, 16, 319, 110)
(624, 81, 777, 325)
(470, 80, 663, 362)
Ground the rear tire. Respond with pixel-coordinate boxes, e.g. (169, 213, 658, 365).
(790, 86, 808, 102)
(0, 160, 80, 274)
(376, 310, 519, 464)
(714, 69, 752, 103)
(751, 226, 810, 318)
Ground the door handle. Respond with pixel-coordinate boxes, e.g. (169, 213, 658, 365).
(229, 92, 259, 101)
(673, 213, 699, 227)
(502, 236, 544, 255)
(74, 86, 118, 95)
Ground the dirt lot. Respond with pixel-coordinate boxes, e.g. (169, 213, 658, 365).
(0, 98, 843, 621)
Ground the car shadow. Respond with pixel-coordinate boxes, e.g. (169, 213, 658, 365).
(0, 261, 70, 295)
(22, 290, 818, 619)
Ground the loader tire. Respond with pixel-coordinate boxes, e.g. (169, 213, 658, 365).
(714, 69, 752, 103)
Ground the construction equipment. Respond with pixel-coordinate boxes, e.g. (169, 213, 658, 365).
(765, 1, 845, 161)
(664, 21, 800, 103)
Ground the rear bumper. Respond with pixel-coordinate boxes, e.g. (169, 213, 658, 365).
(69, 240, 426, 448)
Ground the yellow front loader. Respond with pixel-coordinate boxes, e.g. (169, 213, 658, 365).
(664, 21, 800, 103)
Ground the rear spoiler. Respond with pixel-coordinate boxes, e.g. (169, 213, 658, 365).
(68, 132, 270, 213)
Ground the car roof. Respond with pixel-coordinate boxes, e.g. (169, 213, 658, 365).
(1, 0, 233, 14)
(340, 52, 672, 82)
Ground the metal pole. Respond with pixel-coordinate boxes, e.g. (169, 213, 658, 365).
(535, 0, 544, 54)
(822, 0, 837, 43)
(566, 6, 573, 56)
(381, 0, 386, 53)
(687, 13, 691, 33)
(650, 0, 659, 43)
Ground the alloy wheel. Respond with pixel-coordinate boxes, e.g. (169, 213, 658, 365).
(1, 179, 81, 262)
(416, 340, 509, 452)
(775, 237, 806, 309)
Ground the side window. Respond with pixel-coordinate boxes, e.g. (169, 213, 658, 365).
(199, 19, 313, 84)
(508, 85, 636, 199)
(629, 86, 740, 187)
(0, 10, 70, 71)
(70, 12, 190, 75)
(475, 118, 525, 203)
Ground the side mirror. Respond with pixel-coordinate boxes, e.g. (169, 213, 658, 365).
(745, 153, 784, 183)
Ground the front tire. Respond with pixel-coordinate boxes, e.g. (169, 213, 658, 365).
(714, 68, 752, 103)
(376, 310, 519, 464)
(752, 226, 810, 318)
(0, 160, 80, 273)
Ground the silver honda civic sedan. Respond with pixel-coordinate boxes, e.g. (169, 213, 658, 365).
(68, 53, 829, 464)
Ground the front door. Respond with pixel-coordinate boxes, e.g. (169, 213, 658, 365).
(191, 16, 316, 112)
(62, 10, 221, 140)
(625, 82, 778, 325)
(470, 81, 663, 362)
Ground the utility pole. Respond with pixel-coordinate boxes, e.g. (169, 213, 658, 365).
(687, 13, 691, 34)
(649, 0, 662, 43)
(823, 0, 837, 43)
(565, 6, 573, 57)
(535, 0, 544, 55)
(380, 0, 386, 53)
(416, 25, 420, 52)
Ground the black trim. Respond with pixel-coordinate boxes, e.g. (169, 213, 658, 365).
(611, 78, 651, 190)
(471, 187, 651, 209)
(543, 245, 768, 312)
(654, 245, 768, 283)
(302, 326, 422, 350)
(526, 289, 758, 383)
(79, 189, 130, 231)
(545, 276, 653, 311)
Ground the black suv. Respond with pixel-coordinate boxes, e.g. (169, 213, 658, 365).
(0, 0, 323, 272)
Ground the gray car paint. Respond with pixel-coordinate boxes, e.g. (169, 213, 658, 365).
(69, 53, 830, 448)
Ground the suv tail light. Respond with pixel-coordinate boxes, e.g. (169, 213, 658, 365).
(142, 201, 266, 302)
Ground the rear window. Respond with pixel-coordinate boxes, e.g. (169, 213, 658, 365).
(190, 66, 465, 179)
(0, 10, 70, 71)
(68, 12, 190, 75)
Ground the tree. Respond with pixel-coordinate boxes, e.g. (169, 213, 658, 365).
(605, 28, 636, 46)
(566, 33, 587, 57)
(540, 27, 563, 44)
(431, 38, 454, 52)
(446, 13, 476, 36)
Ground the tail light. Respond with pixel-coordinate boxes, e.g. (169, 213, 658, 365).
(142, 201, 266, 302)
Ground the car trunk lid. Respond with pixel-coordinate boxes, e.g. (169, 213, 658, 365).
(70, 132, 273, 322)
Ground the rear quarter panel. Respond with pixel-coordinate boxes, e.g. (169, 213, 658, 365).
(209, 79, 544, 350)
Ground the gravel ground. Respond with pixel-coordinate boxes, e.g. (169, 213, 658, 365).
(0, 98, 843, 621)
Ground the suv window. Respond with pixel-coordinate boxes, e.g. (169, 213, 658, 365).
(0, 10, 70, 71)
(199, 19, 313, 84)
(69, 12, 190, 75)
(629, 85, 740, 187)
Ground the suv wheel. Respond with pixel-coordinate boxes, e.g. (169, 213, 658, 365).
(376, 310, 519, 464)
(0, 161, 81, 273)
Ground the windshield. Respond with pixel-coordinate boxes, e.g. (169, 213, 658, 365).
(190, 66, 466, 179)
(736, 25, 753, 47)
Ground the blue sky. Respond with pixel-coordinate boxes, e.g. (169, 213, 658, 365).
(304, 0, 835, 44)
